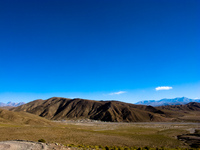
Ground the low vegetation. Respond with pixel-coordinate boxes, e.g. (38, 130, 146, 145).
(38, 138, 46, 143)
(65, 144, 198, 150)
(0, 121, 199, 148)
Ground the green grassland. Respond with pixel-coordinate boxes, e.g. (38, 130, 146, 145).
(0, 121, 199, 148)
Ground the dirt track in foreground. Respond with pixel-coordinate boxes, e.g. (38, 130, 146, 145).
(0, 140, 69, 150)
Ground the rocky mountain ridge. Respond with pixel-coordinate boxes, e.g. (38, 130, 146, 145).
(11, 97, 168, 122)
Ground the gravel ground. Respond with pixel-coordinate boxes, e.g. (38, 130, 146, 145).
(0, 140, 70, 150)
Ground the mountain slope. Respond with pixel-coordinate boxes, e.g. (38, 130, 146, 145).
(157, 102, 200, 122)
(158, 102, 200, 111)
(0, 108, 54, 125)
(0, 102, 25, 107)
(11, 97, 167, 122)
(136, 97, 200, 106)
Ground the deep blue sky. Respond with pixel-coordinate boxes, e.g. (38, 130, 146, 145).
(0, 0, 199, 103)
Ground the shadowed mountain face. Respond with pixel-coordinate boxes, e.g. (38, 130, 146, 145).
(11, 97, 167, 122)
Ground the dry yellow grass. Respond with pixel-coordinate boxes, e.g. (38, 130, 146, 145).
(0, 121, 198, 148)
(0, 108, 54, 126)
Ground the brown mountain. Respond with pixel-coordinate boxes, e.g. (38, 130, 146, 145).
(11, 97, 168, 122)
(157, 102, 200, 122)
(158, 102, 200, 111)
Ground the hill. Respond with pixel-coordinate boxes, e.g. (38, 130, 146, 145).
(136, 97, 200, 106)
(158, 102, 200, 111)
(11, 97, 168, 122)
(0, 108, 54, 125)
(157, 102, 200, 122)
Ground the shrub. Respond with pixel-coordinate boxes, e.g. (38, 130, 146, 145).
(38, 139, 46, 143)
(67, 144, 75, 147)
(118, 146, 124, 150)
(124, 147, 130, 150)
(99, 145, 104, 149)
(105, 146, 110, 150)
(144, 146, 150, 150)
(113, 146, 118, 150)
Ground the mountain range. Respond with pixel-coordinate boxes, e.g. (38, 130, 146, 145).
(11, 97, 200, 122)
(1, 97, 199, 108)
(11, 97, 168, 122)
(0, 102, 25, 107)
(135, 97, 200, 106)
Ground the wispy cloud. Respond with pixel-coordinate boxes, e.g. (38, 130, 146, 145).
(155, 86, 173, 91)
(109, 91, 127, 95)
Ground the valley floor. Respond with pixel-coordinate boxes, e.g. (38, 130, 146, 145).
(0, 120, 199, 149)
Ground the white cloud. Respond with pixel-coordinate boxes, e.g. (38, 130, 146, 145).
(109, 91, 127, 95)
(155, 86, 173, 91)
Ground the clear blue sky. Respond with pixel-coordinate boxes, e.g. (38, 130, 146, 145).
(0, 0, 199, 103)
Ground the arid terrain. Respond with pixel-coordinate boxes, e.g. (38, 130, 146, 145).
(11, 97, 200, 122)
(0, 98, 200, 149)
(0, 140, 70, 150)
(0, 119, 199, 149)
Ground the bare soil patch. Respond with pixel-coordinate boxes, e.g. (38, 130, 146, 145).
(0, 140, 69, 150)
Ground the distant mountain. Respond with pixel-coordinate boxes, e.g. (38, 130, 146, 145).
(157, 102, 200, 122)
(0, 102, 26, 107)
(11, 97, 168, 122)
(135, 97, 200, 106)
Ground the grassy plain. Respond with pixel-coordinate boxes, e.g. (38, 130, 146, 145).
(0, 121, 199, 148)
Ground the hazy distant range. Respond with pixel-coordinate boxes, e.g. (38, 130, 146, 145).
(135, 97, 200, 106)
(0, 102, 25, 107)
(0, 97, 200, 107)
